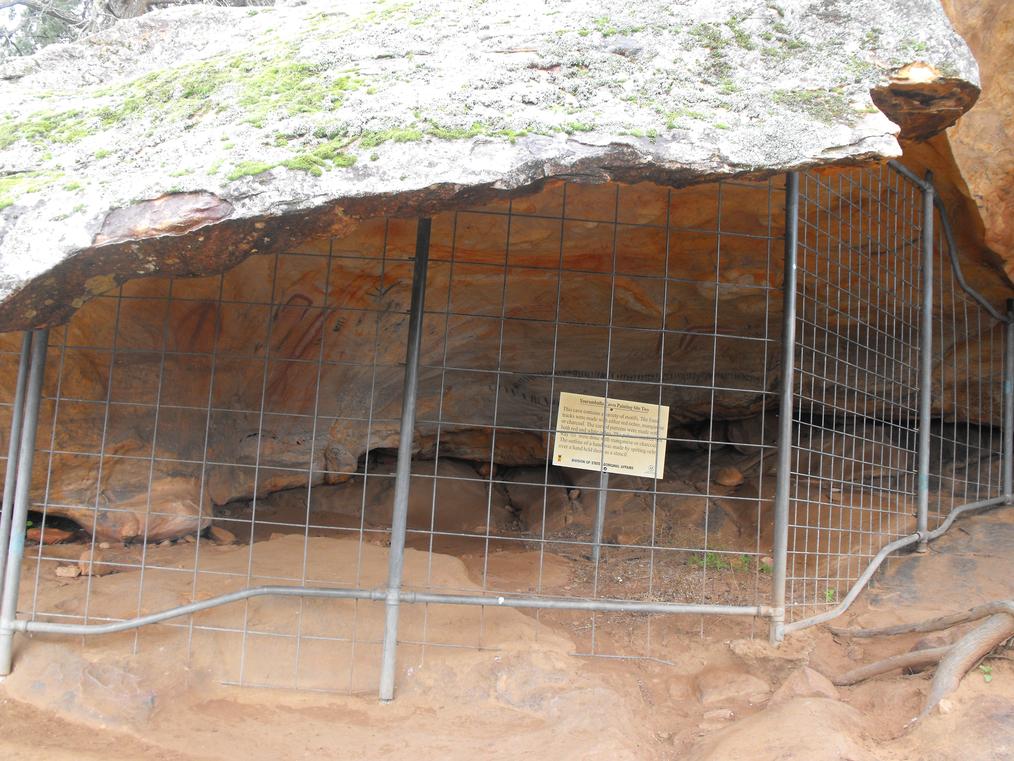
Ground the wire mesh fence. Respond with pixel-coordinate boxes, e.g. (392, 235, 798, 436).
(928, 204, 1007, 523)
(783, 165, 923, 623)
(0, 163, 1010, 696)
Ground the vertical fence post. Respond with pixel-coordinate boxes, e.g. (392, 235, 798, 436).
(1004, 299, 1014, 503)
(0, 328, 48, 676)
(916, 176, 934, 552)
(0, 332, 32, 597)
(770, 172, 799, 644)
(591, 469, 609, 567)
(379, 218, 431, 702)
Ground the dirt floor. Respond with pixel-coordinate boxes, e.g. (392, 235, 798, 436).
(1, 505, 1013, 760)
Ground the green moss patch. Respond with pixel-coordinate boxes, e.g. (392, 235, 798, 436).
(226, 161, 276, 181)
(773, 88, 854, 124)
(281, 139, 357, 176)
(0, 171, 63, 210)
(0, 110, 90, 150)
(1, 44, 367, 152)
(227, 137, 357, 181)
(359, 127, 425, 148)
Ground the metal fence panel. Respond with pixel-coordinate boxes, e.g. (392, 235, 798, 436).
(783, 166, 924, 624)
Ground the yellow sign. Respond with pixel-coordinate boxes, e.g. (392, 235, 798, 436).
(552, 392, 669, 479)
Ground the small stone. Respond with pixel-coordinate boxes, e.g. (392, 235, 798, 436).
(770, 666, 839, 704)
(713, 467, 744, 488)
(208, 526, 237, 545)
(938, 698, 954, 715)
(26, 527, 74, 545)
(55, 564, 81, 578)
(98, 542, 111, 550)
(183, 534, 197, 544)
(702, 708, 735, 721)
(158, 539, 172, 547)
(695, 669, 771, 705)
(78, 549, 114, 577)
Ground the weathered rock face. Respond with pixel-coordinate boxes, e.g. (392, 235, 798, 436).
(0, 1, 1003, 543)
(0, 0, 980, 331)
(2, 172, 1010, 542)
(940, 0, 1014, 279)
(7, 179, 781, 540)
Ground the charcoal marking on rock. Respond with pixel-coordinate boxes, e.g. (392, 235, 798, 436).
(269, 298, 328, 363)
(367, 282, 398, 302)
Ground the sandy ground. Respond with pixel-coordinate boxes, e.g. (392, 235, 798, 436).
(0, 506, 1013, 760)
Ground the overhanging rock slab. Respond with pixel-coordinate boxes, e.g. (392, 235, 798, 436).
(0, 0, 979, 330)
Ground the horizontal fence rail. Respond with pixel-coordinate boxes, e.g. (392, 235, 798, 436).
(0, 164, 1010, 696)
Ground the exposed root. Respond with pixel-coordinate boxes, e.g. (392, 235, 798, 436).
(829, 600, 1014, 639)
(916, 612, 1014, 722)
(828, 601, 1014, 725)
(833, 645, 951, 686)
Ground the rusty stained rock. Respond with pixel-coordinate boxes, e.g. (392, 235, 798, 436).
(93, 192, 235, 246)
(0, 201, 357, 331)
(870, 62, 980, 141)
(940, 0, 1014, 282)
(10, 172, 1010, 543)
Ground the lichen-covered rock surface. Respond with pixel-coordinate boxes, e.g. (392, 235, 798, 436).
(0, 0, 979, 330)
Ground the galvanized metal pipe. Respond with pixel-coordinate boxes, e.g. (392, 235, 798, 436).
(889, 161, 1003, 322)
(886, 160, 932, 192)
(0, 332, 32, 596)
(770, 171, 799, 644)
(785, 494, 1007, 634)
(378, 218, 431, 702)
(933, 195, 1006, 322)
(916, 177, 934, 551)
(591, 469, 608, 566)
(15, 586, 769, 637)
(0, 328, 48, 676)
(18, 487, 1001, 644)
(1005, 300, 1014, 502)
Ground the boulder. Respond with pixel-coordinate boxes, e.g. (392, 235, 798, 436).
(687, 698, 876, 761)
(770, 666, 839, 705)
(0, 0, 980, 331)
(694, 669, 771, 706)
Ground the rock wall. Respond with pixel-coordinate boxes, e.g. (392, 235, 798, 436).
(0, 173, 1008, 541)
(940, 0, 1014, 280)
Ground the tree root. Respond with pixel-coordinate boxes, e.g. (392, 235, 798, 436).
(829, 601, 1014, 724)
(829, 600, 1014, 639)
(917, 613, 1014, 721)
(833, 645, 951, 686)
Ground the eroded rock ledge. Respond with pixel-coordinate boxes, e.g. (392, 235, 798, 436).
(0, 0, 981, 331)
